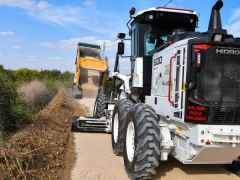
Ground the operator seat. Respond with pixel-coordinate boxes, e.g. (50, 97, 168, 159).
(155, 38, 165, 49)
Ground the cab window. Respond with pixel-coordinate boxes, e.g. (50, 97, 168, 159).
(144, 28, 170, 56)
(144, 29, 156, 56)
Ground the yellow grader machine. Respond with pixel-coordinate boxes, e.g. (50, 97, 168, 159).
(72, 42, 108, 99)
(72, 42, 113, 132)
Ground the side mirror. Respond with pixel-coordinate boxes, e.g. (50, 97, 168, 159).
(118, 33, 126, 40)
(117, 42, 125, 55)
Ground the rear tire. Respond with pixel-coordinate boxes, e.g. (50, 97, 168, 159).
(112, 99, 133, 155)
(93, 91, 106, 118)
(72, 84, 82, 99)
(71, 116, 79, 132)
(124, 103, 160, 179)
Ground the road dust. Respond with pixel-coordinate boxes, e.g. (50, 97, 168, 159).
(18, 80, 51, 111)
(81, 69, 100, 98)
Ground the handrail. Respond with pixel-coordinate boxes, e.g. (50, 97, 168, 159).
(156, 40, 173, 52)
(168, 54, 177, 106)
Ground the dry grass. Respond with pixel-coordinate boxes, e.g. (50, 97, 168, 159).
(0, 90, 86, 179)
(18, 81, 51, 112)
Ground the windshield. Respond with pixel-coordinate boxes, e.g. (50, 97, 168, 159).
(144, 27, 170, 56)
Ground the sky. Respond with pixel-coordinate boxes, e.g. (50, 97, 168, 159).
(0, 0, 240, 73)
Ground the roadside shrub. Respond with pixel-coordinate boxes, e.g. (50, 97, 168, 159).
(0, 66, 74, 137)
(13, 68, 74, 86)
(0, 74, 32, 137)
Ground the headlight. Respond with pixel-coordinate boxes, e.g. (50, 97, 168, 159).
(213, 34, 223, 42)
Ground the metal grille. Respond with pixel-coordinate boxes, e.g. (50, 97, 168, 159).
(209, 106, 240, 125)
(175, 135, 187, 149)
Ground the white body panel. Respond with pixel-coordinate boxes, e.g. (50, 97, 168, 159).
(137, 7, 197, 16)
(132, 57, 143, 88)
(145, 38, 240, 164)
(147, 38, 191, 122)
(162, 118, 240, 164)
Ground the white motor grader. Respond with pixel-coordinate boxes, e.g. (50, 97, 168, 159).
(73, 1, 240, 179)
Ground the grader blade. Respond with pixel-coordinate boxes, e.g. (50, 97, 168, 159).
(72, 116, 111, 133)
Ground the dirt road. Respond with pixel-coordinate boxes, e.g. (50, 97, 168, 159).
(71, 76, 239, 180)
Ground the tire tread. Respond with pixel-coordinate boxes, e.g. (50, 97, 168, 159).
(124, 103, 160, 179)
(94, 92, 106, 118)
(112, 99, 133, 155)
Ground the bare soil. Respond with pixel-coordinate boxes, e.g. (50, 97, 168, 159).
(72, 132, 239, 180)
(72, 133, 129, 180)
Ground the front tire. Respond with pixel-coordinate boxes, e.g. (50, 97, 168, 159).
(72, 84, 83, 99)
(112, 99, 133, 155)
(93, 91, 106, 118)
(226, 158, 240, 176)
(124, 103, 160, 179)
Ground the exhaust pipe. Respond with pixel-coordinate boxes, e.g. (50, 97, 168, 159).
(208, 0, 223, 32)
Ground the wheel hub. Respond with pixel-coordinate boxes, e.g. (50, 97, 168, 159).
(126, 121, 135, 162)
(113, 113, 119, 143)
